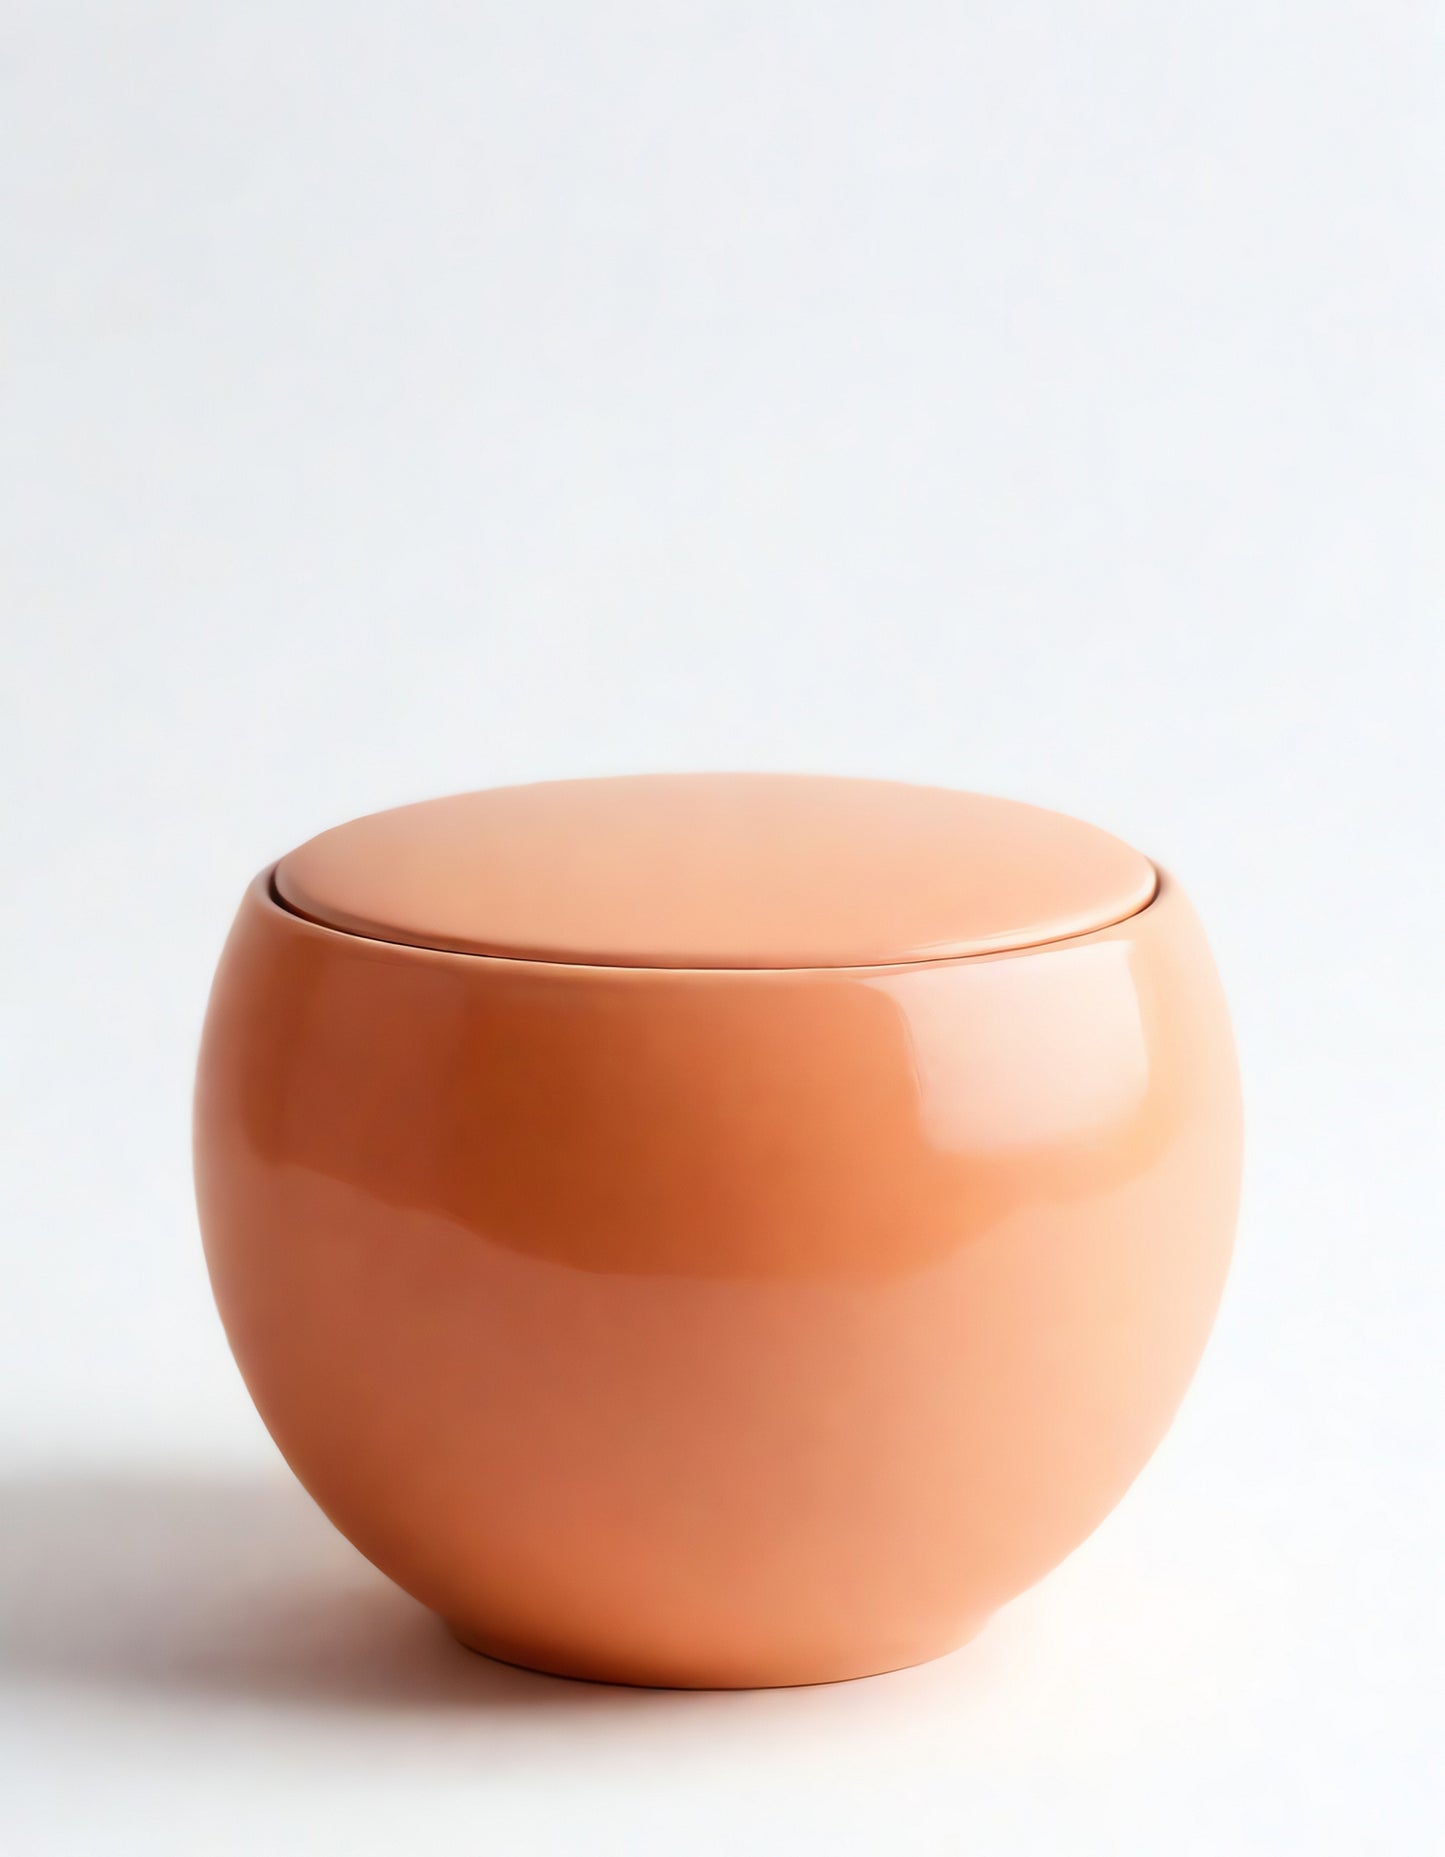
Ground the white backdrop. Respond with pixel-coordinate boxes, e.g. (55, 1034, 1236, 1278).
(2, 5, 1440, 1851)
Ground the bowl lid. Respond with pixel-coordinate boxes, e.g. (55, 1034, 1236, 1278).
(272, 774, 1157, 970)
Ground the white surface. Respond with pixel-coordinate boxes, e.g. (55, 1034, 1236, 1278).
(2, 4, 1441, 1850)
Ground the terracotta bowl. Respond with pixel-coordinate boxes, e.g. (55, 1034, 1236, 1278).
(194, 774, 1241, 1688)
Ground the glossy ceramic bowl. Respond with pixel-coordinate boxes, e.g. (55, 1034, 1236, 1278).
(194, 774, 1241, 1688)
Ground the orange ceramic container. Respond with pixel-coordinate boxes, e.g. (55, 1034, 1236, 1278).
(194, 775, 1241, 1688)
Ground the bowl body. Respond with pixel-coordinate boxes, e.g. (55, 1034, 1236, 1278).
(195, 867, 1240, 1688)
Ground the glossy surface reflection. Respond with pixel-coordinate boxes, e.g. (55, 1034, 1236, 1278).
(195, 812, 1240, 1688)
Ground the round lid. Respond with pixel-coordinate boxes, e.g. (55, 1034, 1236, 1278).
(272, 774, 1157, 970)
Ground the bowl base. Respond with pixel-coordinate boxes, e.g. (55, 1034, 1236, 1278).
(443, 1616, 988, 1691)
